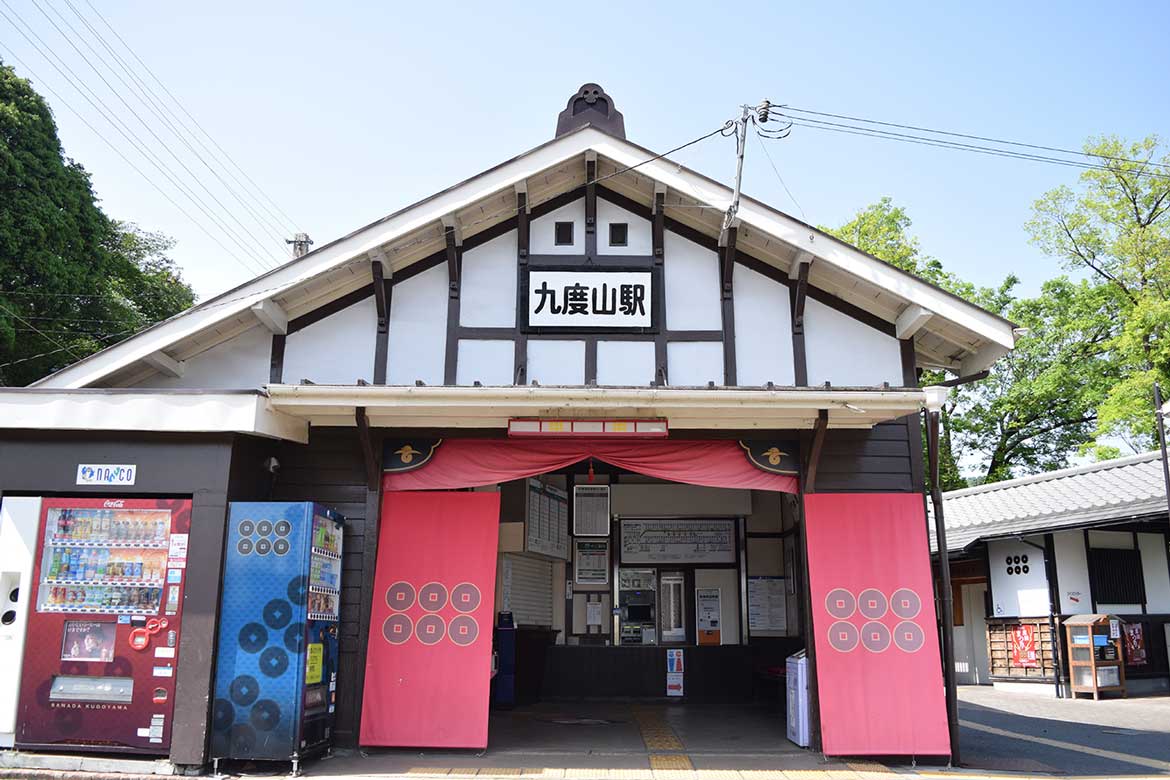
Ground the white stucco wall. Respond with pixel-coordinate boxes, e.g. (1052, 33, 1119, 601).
(284, 296, 378, 385)
(456, 339, 514, 386)
(1053, 530, 1092, 613)
(1139, 532, 1170, 613)
(133, 324, 271, 389)
(732, 263, 795, 386)
(596, 340, 655, 386)
(988, 537, 1050, 617)
(526, 340, 585, 385)
(460, 232, 517, 327)
(667, 341, 723, 386)
(531, 199, 585, 255)
(387, 263, 448, 385)
(804, 297, 903, 387)
(597, 199, 652, 256)
(663, 232, 722, 330)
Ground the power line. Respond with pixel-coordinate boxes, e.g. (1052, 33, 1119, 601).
(59, 0, 294, 253)
(82, 0, 301, 236)
(774, 113, 1170, 181)
(0, 38, 271, 278)
(0, 300, 83, 360)
(784, 106, 1170, 172)
(753, 129, 807, 222)
(24, 0, 281, 267)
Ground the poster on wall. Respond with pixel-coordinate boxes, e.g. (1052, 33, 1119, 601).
(1010, 624, 1039, 668)
(748, 576, 787, 633)
(526, 480, 568, 560)
(574, 539, 609, 585)
(620, 519, 735, 565)
(696, 587, 721, 645)
(360, 491, 501, 749)
(804, 493, 951, 757)
(1124, 623, 1147, 665)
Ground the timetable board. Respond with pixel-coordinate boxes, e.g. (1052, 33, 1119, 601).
(525, 479, 569, 560)
(619, 519, 735, 565)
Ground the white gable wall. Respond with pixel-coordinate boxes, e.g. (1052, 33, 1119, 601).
(527, 340, 585, 385)
(597, 340, 655, 386)
(664, 232, 722, 330)
(456, 340, 514, 386)
(733, 263, 795, 386)
(284, 296, 378, 385)
(668, 342, 723, 386)
(597, 199, 652, 255)
(804, 297, 903, 386)
(387, 263, 448, 385)
(460, 232, 517, 327)
(133, 325, 271, 389)
(531, 200, 585, 254)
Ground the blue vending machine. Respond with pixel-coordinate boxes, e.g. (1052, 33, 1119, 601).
(211, 502, 344, 771)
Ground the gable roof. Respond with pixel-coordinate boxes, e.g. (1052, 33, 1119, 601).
(32, 123, 1017, 389)
(937, 452, 1169, 551)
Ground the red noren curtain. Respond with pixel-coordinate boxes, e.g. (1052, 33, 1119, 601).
(382, 438, 797, 493)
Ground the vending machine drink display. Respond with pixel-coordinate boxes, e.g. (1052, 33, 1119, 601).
(211, 502, 344, 769)
(15, 497, 192, 754)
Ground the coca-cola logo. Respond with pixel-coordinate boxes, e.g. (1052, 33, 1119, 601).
(103, 500, 126, 508)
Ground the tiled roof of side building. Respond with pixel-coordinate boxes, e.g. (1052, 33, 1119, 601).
(932, 451, 1169, 552)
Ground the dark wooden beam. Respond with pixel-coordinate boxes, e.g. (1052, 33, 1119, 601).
(653, 190, 666, 385)
(515, 189, 529, 385)
(804, 409, 828, 492)
(372, 260, 389, 385)
(791, 261, 810, 386)
(355, 406, 379, 491)
(269, 334, 285, 384)
(719, 226, 738, 386)
(584, 157, 597, 257)
(443, 223, 462, 385)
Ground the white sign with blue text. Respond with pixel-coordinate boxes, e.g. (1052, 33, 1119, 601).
(76, 464, 137, 486)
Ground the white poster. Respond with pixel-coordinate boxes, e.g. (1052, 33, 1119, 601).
(586, 601, 603, 627)
(748, 576, 787, 633)
(620, 519, 735, 565)
(528, 271, 652, 328)
(526, 480, 569, 560)
(574, 539, 610, 585)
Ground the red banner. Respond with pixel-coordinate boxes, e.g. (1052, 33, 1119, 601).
(1011, 625, 1038, 667)
(382, 438, 797, 494)
(1124, 623, 1147, 665)
(804, 493, 950, 757)
(359, 491, 500, 748)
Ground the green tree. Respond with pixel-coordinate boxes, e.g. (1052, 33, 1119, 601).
(827, 199, 1123, 485)
(1026, 135, 1170, 445)
(0, 60, 194, 386)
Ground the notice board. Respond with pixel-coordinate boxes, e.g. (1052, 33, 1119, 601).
(360, 491, 500, 749)
(620, 518, 735, 564)
(804, 493, 950, 757)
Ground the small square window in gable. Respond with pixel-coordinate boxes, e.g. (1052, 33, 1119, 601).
(609, 222, 628, 247)
(554, 221, 574, 246)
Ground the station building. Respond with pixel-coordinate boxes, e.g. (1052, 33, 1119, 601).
(0, 85, 1017, 770)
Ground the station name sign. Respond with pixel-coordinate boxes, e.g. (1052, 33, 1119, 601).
(527, 270, 652, 328)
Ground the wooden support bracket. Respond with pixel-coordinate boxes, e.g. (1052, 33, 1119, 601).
(804, 409, 829, 492)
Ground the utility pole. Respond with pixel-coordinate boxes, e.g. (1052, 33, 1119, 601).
(723, 104, 753, 233)
(287, 232, 314, 258)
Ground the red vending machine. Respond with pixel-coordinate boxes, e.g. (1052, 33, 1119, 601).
(16, 497, 191, 755)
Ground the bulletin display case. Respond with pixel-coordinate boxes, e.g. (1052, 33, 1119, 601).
(1065, 614, 1127, 700)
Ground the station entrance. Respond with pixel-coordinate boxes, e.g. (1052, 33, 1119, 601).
(354, 437, 814, 772)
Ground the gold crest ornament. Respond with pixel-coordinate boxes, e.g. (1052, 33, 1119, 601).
(382, 438, 442, 473)
(395, 445, 421, 464)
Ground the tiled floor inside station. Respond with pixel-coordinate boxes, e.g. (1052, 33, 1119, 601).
(307, 702, 865, 776)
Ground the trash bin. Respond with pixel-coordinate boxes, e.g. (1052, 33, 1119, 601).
(786, 650, 809, 747)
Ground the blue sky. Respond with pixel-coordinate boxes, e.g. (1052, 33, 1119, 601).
(2, 1, 1167, 301)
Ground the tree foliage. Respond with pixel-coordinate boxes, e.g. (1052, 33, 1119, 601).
(826, 197, 1127, 486)
(1026, 135, 1170, 445)
(0, 60, 194, 386)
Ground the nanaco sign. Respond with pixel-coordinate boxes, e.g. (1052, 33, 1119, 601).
(526, 270, 653, 329)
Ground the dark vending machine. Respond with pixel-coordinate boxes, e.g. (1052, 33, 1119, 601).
(16, 497, 192, 754)
(211, 502, 344, 770)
